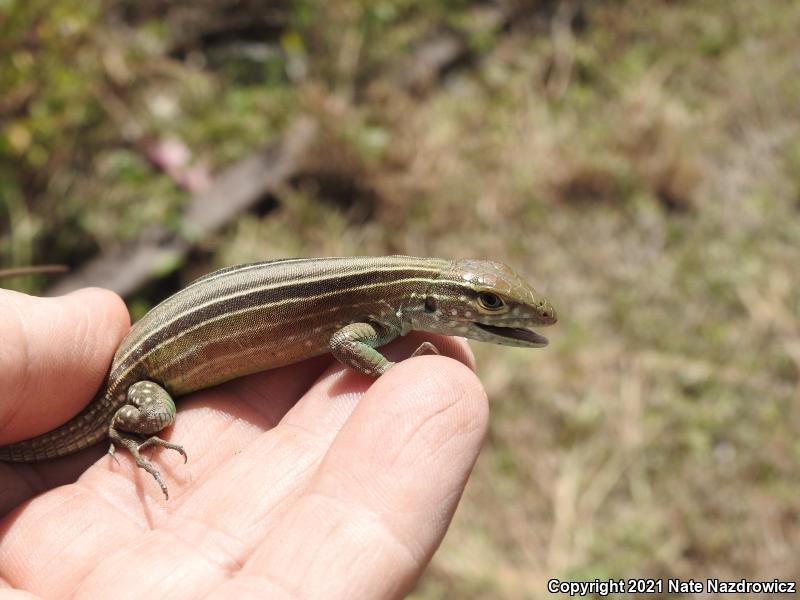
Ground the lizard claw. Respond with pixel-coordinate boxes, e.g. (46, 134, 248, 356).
(137, 436, 188, 464)
(410, 341, 440, 357)
(107, 443, 121, 466)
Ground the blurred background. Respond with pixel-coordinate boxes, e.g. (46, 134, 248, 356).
(1, 0, 799, 597)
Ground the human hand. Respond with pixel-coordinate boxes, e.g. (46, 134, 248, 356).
(0, 288, 488, 599)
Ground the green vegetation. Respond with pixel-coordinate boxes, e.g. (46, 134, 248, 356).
(2, 0, 799, 597)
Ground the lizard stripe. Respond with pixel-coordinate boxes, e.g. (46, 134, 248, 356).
(114, 257, 446, 368)
(112, 275, 444, 389)
(0, 255, 555, 464)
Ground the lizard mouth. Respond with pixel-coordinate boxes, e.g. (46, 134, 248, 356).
(473, 323, 549, 347)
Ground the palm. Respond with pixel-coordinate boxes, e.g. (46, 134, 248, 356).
(0, 289, 487, 599)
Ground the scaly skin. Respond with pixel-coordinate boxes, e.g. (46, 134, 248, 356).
(0, 256, 556, 498)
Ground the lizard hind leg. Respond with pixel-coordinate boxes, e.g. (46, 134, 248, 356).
(107, 380, 186, 499)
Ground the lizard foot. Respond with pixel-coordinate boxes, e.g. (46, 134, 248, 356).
(108, 430, 173, 500)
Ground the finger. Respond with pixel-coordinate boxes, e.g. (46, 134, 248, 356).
(0, 288, 129, 509)
(0, 341, 335, 592)
(88, 354, 333, 504)
(227, 354, 489, 599)
(94, 333, 473, 506)
(173, 333, 474, 517)
(280, 332, 475, 436)
(42, 337, 477, 600)
(0, 444, 107, 516)
(0, 288, 129, 443)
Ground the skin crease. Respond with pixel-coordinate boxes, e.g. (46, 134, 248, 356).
(0, 288, 489, 599)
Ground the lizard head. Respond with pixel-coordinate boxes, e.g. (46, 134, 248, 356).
(414, 259, 557, 348)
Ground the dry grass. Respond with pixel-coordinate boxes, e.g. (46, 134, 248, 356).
(3, 0, 800, 597)
(323, 2, 800, 597)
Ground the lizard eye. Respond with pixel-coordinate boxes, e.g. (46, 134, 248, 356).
(477, 292, 504, 311)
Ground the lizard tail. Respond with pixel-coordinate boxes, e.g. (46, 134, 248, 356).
(0, 390, 119, 462)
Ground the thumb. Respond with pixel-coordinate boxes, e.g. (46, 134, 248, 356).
(0, 288, 129, 444)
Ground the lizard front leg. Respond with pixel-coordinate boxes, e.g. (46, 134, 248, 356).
(108, 380, 187, 499)
(329, 322, 440, 377)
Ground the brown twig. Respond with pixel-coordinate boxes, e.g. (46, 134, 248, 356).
(0, 265, 69, 279)
(46, 117, 319, 298)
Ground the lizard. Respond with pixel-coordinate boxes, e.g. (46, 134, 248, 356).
(0, 256, 557, 499)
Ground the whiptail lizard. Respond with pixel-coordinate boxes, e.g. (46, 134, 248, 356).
(0, 256, 556, 498)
